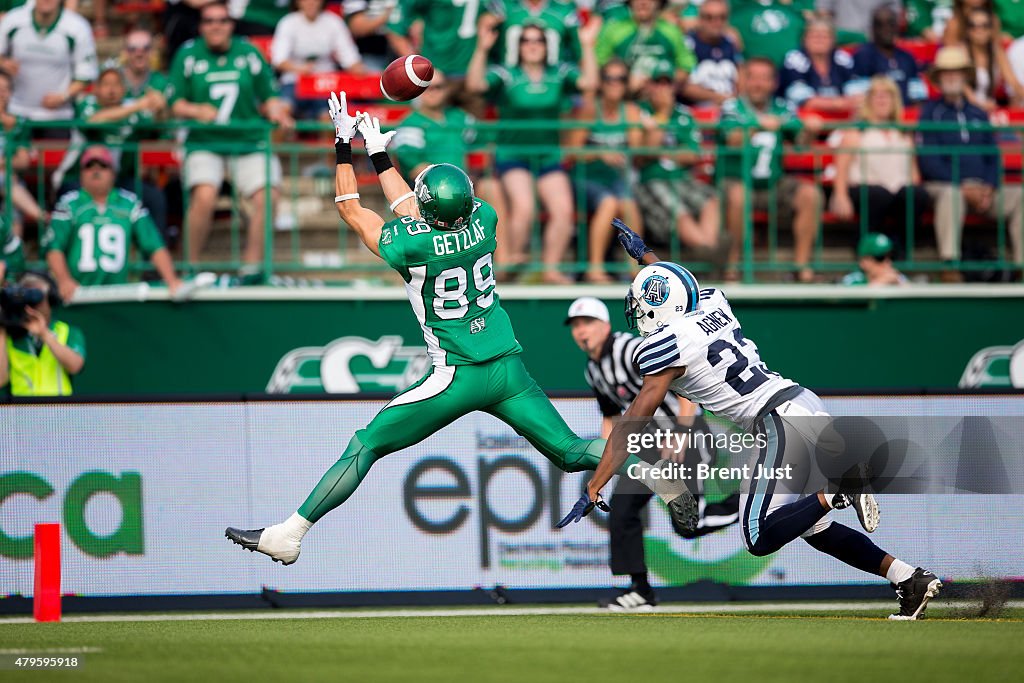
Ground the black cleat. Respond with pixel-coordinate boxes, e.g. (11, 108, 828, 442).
(668, 490, 699, 536)
(225, 527, 264, 552)
(889, 568, 943, 620)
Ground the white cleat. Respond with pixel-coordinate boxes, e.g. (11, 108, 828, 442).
(850, 494, 880, 533)
(828, 492, 880, 533)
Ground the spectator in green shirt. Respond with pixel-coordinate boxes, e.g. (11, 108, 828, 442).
(596, 0, 697, 93)
(0, 209, 25, 282)
(120, 29, 170, 107)
(467, 21, 599, 283)
(53, 68, 168, 240)
(719, 57, 822, 282)
(905, 0, 954, 41)
(166, 1, 293, 272)
(388, 0, 485, 114)
(732, 0, 806, 66)
(566, 59, 644, 283)
(43, 145, 183, 302)
(635, 64, 721, 260)
(840, 232, 909, 286)
(0, 68, 44, 236)
(993, 0, 1024, 37)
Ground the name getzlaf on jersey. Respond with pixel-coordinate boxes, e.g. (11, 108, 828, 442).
(633, 288, 796, 431)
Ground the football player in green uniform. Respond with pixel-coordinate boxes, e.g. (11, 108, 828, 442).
(225, 92, 697, 565)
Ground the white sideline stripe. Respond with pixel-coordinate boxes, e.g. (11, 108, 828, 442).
(404, 55, 431, 88)
(3, 600, 1019, 624)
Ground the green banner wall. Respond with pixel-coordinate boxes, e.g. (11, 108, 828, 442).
(51, 285, 1024, 395)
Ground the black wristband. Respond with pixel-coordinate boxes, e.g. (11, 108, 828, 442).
(370, 151, 393, 174)
(335, 140, 352, 166)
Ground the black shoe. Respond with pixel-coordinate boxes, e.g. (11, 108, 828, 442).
(225, 527, 264, 551)
(889, 568, 942, 620)
(602, 585, 658, 612)
(668, 490, 699, 536)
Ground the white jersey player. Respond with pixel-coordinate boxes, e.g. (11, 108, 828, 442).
(563, 219, 943, 621)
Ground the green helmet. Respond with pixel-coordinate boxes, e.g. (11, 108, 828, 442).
(413, 163, 475, 230)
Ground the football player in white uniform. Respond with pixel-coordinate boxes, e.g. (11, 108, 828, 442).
(560, 219, 942, 620)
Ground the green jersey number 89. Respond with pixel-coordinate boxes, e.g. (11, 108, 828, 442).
(430, 253, 494, 320)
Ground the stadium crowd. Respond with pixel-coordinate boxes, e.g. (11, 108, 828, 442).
(0, 0, 1022, 288)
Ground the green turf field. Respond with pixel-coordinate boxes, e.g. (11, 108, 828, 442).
(1, 607, 1022, 682)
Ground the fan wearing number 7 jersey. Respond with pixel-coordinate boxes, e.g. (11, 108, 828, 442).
(566, 220, 943, 621)
(225, 91, 699, 568)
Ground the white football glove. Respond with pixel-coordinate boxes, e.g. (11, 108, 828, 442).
(327, 91, 359, 143)
(357, 114, 396, 155)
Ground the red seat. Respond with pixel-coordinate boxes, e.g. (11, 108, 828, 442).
(248, 36, 274, 64)
(783, 148, 833, 173)
(113, 0, 166, 14)
(691, 107, 720, 124)
(36, 148, 180, 169)
(295, 72, 383, 101)
(895, 38, 939, 66)
(799, 104, 856, 121)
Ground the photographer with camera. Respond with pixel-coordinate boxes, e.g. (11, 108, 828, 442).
(0, 271, 85, 397)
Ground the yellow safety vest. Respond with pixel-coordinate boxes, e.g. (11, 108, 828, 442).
(6, 321, 73, 396)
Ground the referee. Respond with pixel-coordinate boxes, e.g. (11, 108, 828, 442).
(565, 296, 740, 611)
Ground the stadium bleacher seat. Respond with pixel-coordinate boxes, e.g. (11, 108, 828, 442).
(248, 35, 274, 64)
(113, 0, 166, 15)
(295, 72, 384, 101)
(895, 38, 939, 66)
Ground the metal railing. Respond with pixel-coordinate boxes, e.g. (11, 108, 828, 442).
(2, 117, 1021, 284)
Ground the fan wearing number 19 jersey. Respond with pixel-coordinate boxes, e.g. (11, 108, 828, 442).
(581, 246, 941, 620)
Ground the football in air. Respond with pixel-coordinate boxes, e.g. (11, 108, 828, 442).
(381, 55, 434, 102)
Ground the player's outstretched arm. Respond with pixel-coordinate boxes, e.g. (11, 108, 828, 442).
(586, 367, 684, 500)
(357, 114, 419, 219)
(329, 92, 385, 258)
(612, 217, 660, 265)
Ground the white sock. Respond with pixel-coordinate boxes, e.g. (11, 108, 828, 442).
(281, 512, 313, 541)
(886, 558, 915, 584)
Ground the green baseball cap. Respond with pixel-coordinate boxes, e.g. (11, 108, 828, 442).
(857, 233, 894, 259)
(648, 61, 675, 82)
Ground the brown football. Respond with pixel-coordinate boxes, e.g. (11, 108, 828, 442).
(380, 55, 434, 102)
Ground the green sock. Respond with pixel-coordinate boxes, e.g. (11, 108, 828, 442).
(297, 434, 381, 524)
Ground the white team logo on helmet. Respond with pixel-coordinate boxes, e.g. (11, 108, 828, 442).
(625, 262, 701, 336)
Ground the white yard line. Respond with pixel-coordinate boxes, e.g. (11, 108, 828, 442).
(2, 600, 1019, 625)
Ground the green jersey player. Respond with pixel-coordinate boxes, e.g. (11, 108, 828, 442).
(225, 91, 698, 565)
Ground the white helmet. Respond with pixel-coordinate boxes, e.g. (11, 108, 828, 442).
(625, 262, 701, 336)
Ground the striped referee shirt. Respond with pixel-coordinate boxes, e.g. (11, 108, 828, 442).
(584, 331, 679, 419)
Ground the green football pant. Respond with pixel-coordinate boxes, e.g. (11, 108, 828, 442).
(298, 354, 638, 523)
